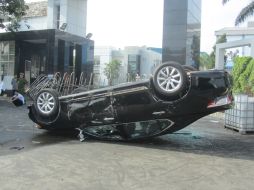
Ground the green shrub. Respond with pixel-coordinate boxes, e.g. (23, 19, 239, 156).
(249, 62, 254, 93)
(232, 56, 254, 95)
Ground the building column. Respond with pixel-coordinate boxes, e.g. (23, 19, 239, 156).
(75, 44, 82, 80)
(250, 43, 254, 58)
(46, 31, 55, 74)
(47, 0, 54, 28)
(14, 41, 21, 76)
(57, 39, 65, 73)
(215, 45, 225, 70)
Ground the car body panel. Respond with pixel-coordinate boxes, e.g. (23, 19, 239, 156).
(28, 70, 233, 140)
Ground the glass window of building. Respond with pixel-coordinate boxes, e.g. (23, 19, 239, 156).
(0, 41, 15, 80)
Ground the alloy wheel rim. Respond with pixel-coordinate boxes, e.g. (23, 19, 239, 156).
(37, 92, 55, 114)
(157, 66, 182, 92)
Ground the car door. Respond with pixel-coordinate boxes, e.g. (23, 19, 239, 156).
(88, 90, 115, 125)
(112, 88, 154, 123)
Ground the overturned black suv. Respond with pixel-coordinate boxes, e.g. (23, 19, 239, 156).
(27, 62, 233, 141)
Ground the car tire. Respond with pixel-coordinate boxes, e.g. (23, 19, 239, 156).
(153, 61, 187, 97)
(34, 89, 59, 118)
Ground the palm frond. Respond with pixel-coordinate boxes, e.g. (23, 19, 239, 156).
(222, 0, 232, 5)
(235, 1, 254, 25)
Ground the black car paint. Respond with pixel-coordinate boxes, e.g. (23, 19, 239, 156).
(28, 70, 233, 140)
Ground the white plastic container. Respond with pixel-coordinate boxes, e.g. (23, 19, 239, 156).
(225, 94, 254, 134)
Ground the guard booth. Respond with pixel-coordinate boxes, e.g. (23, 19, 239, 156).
(0, 29, 94, 88)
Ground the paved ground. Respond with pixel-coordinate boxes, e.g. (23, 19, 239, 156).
(0, 97, 254, 190)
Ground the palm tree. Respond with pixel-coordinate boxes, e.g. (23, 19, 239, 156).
(223, 0, 254, 25)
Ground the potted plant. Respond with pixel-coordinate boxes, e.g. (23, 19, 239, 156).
(225, 56, 254, 134)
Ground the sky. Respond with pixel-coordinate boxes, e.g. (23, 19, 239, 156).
(200, 0, 252, 52)
(26, 0, 252, 53)
(86, 0, 252, 53)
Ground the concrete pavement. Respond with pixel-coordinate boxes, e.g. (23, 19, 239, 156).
(0, 98, 254, 190)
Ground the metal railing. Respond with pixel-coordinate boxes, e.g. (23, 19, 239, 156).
(27, 72, 92, 100)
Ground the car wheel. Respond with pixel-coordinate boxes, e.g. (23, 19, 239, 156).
(153, 61, 187, 97)
(34, 89, 59, 117)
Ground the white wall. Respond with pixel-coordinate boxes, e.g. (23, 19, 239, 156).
(122, 47, 140, 82)
(0, 17, 47, 33)
(226, 35, 252, 56)
(0, 0, 88, 37)
(217, 33, 254, 57)
(94, 46, 117, 86)
(93, 46, 162, 85)
(66, 0, 87, 37)
(121, 46, 162, 79)
(47, 0, 87, 37)
(19, 17, 48, 31)
(47, 0, 55, 29)
(140, 49, 161, 77)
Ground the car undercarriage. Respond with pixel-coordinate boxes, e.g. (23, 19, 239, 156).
(26, 62, 233, 141)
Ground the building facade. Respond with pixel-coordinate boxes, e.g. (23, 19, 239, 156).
(215, 22, 254, 70)
(93, 46, 162, 87)
(215, 22, 254, 57)
(0, 0, 93, 90)
(162, 0, 201, 68)
(93, 46, 117, 87)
